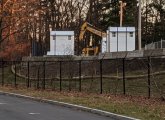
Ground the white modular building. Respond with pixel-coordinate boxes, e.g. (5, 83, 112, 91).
(47, 31, 74, 55)
(105, 27, 135, 52)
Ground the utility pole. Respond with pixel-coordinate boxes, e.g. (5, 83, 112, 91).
(119, 1, 126, 27)
(138, 0, 142, 50)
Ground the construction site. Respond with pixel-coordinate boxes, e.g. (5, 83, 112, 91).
(22, 1, 165, 100)
(0, 0, 165, 120)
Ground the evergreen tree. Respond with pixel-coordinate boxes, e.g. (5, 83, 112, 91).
(100, 0, 120, 29)
(150, 0, 165, 41)
(123, 0, 138, 26)
(100, 0, 138, 29)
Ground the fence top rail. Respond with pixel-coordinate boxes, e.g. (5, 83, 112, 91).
(1, 55, 165, 63)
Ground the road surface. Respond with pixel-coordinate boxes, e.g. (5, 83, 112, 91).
(0, 94, 112, 120)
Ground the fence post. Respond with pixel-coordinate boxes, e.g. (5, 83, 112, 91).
(37, 67, 40, 89)
(27, 61, 30, 88)
(14, 61, 17, 88)
(42, 61, 46, 90)
(68, 61, 71, 91)
(79, 60, 81, 92)
(123, 58, 126, 95)
(148, 57, 151, 98)
(100, 59, 103, 94)
(1, 59, 4, 86)
(59, 61, 62, 91)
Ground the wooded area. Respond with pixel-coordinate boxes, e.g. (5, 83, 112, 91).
(0, 0, 165, 60)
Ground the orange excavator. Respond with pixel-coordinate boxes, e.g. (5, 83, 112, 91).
(79, 22, 107, 56)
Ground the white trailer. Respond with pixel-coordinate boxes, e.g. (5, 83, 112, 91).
(102, 27, 135, 53)
(47, 31, 74, 55)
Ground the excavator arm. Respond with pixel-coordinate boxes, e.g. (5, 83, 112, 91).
(79, 22, 106, 41)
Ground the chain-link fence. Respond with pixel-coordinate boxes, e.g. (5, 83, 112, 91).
(0, 56, 165, 99)
(145, 39, 165, 50)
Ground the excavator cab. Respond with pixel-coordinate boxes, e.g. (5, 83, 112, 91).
(81, 35, 99, 56)
(82, 47, 99, 56)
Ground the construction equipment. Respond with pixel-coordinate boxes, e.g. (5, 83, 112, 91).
(79, 22, 107, 56)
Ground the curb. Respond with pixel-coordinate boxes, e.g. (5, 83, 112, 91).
(0, 91, 139, 120)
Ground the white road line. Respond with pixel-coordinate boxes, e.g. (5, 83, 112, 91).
(29, 113, 40, 115)
(0, 103, 7, 105)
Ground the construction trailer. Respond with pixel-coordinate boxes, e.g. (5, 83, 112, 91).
(106, 27, 136, 52)
(47, 31, 74, 55)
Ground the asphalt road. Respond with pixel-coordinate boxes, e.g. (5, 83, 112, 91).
(0, 94, 112, 120)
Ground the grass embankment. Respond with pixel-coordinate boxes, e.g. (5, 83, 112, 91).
(0, 86, 165, 120)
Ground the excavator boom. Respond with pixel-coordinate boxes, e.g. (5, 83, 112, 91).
(79, 22, 106, 41)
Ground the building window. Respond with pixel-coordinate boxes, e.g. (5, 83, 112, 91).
(130, 32, 133, 37)
(68, 35, 71, 40)
(112, 32, 116, 37)
(53, 35, 56, 40)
